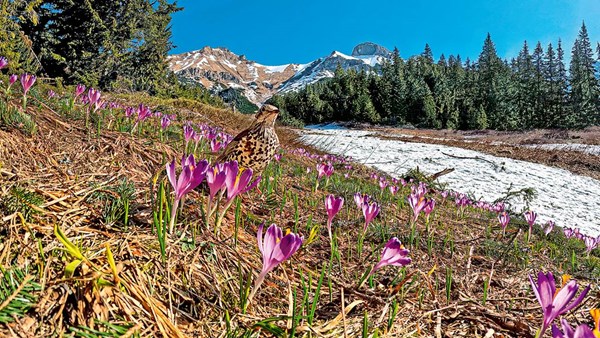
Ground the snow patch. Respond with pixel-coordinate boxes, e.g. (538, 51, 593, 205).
(222, 59, 237, 70)
(523, 143, 600, 156)
(300, 127, 600, 236)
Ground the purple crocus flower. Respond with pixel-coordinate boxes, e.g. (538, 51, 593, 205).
(412, 182, 428, 198)
(498, 211, 510, 235)
(274, 153, 282, 162)
(166, 155, 209, 201)
(166, 155, 209, 232)
(204, 163, 229, 220)
(224, 167, 259, 203)
(545, 220, 555, 235)
(389, 185, 399, 195)
(206, 165, 227, 198)
(210, 139, 222, 153)
(316, 163, 329, 178)
(525, 210, 537, 241)
(0, 57, 7, 69)
(136, 103, 152, 122)
(408, 193, 427, 223)
(423, 198, 435, 220)
(584, 236, 598, 254)
(87, 88, 101, 105)
(564, 228, 574, 238)
(369, 237, 411, 277)
(212, 161, 261, 230)
(493, 202, 505, 213)
(75, 84, 86, 98)
(551, 319, 595, 338)
(440, 191, 449, 201)
(529, 271, 590, 337)
(525, 210, 537, 225)
(20, 73, 36, 95)
(183, 124, 195, 147)
(248, 223, 303, 305)
(48, 90, 56, 99)
(354, 193, 370, 209)
(20, 73, 36, 109)
(161, 115, 171, 130)
(124, 106, 135, 118)
(379, 180, 388, 190)
(325, 194, 344, 246)
(362, 201, 380, 233)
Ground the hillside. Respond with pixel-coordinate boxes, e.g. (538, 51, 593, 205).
(1, 78, 600, 337)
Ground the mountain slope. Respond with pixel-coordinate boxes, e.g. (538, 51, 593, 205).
(168, 46, 302, 108)
(168, 42, 392, 107)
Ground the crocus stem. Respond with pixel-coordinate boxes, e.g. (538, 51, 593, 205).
(205, 197, 212, 229)
(358, 266, 375, 288)
(215, 198, 235, 235)
(85, 106, 90, 130)
(168, 198, 180, 234)
(327, 220, 333, 256)
(246, 271, 267, 311)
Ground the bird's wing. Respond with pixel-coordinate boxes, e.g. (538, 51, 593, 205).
(215, 127, 250, 163)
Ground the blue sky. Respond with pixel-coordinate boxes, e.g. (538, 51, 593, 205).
(170, 0, 600, 65)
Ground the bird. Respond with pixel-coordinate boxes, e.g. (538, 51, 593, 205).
(215, 104, 280, 174)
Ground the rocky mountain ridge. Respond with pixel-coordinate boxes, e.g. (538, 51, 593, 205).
(168, 42, 392, 108)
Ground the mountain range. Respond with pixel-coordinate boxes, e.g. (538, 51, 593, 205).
(168, 42, 392, 110)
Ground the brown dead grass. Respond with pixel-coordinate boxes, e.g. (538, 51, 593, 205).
(0, 96, 598, 337)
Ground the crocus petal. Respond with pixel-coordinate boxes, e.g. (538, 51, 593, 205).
(552, 324, 565, 338)
(561, 319, 576, 337)
(257, 222, 265, 255)
(166, 160, 177, 193)
(538, 271, 555, 309)
(560, 283, 590, 314)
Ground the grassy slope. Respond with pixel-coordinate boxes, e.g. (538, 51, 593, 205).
(0, 85, 599, 337)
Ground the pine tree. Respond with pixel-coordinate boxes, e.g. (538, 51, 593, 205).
(23, 0, 180, 90)
(0, 1, 43, 72)
(476, 33, 504, 129)
(531, 42, 547, 127)
(515, 41, 537, 128)
(544, 43, 559, 127)
(569, 22, 599, 128)
(555, 39, 571, 127)
(422, 43, 434, 64)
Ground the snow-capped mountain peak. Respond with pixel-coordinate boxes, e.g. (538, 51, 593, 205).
(168, 42, 392, 106)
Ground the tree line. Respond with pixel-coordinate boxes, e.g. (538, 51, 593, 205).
(1, 0, 221, 105)
(270, 23, 600, 130)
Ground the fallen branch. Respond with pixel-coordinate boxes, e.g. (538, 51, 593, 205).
(441, 151, 498, 168)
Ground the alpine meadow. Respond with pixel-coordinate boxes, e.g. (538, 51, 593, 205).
(1, 1, 600, 337)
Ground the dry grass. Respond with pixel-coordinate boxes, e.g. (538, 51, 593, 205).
(0, 93, 599, 337)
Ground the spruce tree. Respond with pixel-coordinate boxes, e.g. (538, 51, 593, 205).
(555, 39, 571, 127)
(569, 22, 599, 128)
(476, 33, 504, 129)
(531, 42, 547, 127)
(422, 43, 434, 64)
(515, 41, 535, 128)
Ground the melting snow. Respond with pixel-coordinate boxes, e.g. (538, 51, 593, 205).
(300, 126, 600, 236)
(523, 143, 600, 156)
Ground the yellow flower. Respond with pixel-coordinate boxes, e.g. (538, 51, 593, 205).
(591, 308, 600, 338)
